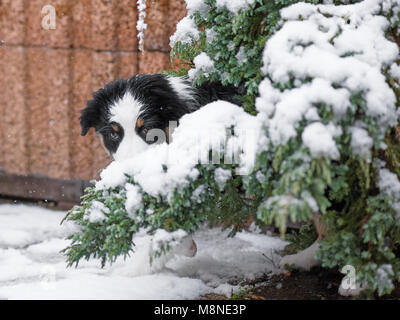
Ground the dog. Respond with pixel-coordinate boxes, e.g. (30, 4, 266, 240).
(80, 73, 241, 258)
(80, 74, 241, 161)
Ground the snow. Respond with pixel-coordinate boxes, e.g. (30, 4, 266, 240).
(214, 168, 232, 191)
(205, 28, 217, 43)
(389, 63, 400, 82)
(378, 166, 400, 219)
(262, 195, 304, 217)
(188, 52, 215, 80)
(182, 0, 256, 16)
(302, 191, 319, 212)
(235, 46, 248, 65)
(185, 0, 210, 17)
(191, 185, 206, 203)
(151, 229, 188, 253)
(256, 0, 399, 158)
(301, 122, 340, 159)
(381, 0, 400, 25)
(350, 126, 373, 161)
(255, 171, 265, 184)
(376, 264, 394, 292)
(379, 168, 400, 199)
(0, 204, 287, 300)
(96, 101, 261, 198)
(257, 78, 349, 146)
(125, 183, 143, 219)
(0, 205, 76, 249)
(85, 200, 109, 223)
(215, 0, 256, 14)
(170, 16, 200, 48)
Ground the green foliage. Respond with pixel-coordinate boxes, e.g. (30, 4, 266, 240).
(171, 0, 326, 113)
(229, 282, 254, 300)
(62, 185, 134, 267)
(318, 192, 400, 296)
(63, 163, 258, 266)
(284, 223, 318, 254)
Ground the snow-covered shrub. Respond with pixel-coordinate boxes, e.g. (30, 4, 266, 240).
(63, 0, 400, 296)
(251, 0, 400, 296)
(63, 102, 261, 266)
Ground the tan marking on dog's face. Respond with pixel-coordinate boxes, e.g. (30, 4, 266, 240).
(111, 124, 119, 132)
(136, 117, 144, 128)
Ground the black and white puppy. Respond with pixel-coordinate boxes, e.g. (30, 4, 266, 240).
(80, 74, 241, 161)
(80, 74, 241, 258)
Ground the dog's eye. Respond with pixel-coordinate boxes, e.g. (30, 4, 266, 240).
(110, 132, 119, 140)
(107, 123, 122, 141)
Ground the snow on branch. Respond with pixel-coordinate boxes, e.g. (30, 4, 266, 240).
(257, 0, 399, 159)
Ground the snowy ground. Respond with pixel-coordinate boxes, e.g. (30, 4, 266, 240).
(0, 204, 287, 300)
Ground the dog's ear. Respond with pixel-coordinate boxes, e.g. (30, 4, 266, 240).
(80, 119, 91, 136)
(80, 101, 100, 136)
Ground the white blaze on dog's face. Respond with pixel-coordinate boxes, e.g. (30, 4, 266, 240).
(108, 93, 149, 161)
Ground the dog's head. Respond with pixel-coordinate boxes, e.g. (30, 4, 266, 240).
(80, 74, 199, 161)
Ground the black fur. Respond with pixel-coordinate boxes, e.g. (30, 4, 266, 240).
(80, 74, 242, 157)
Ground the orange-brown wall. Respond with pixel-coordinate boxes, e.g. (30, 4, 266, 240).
(0, 0, 186, 181)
